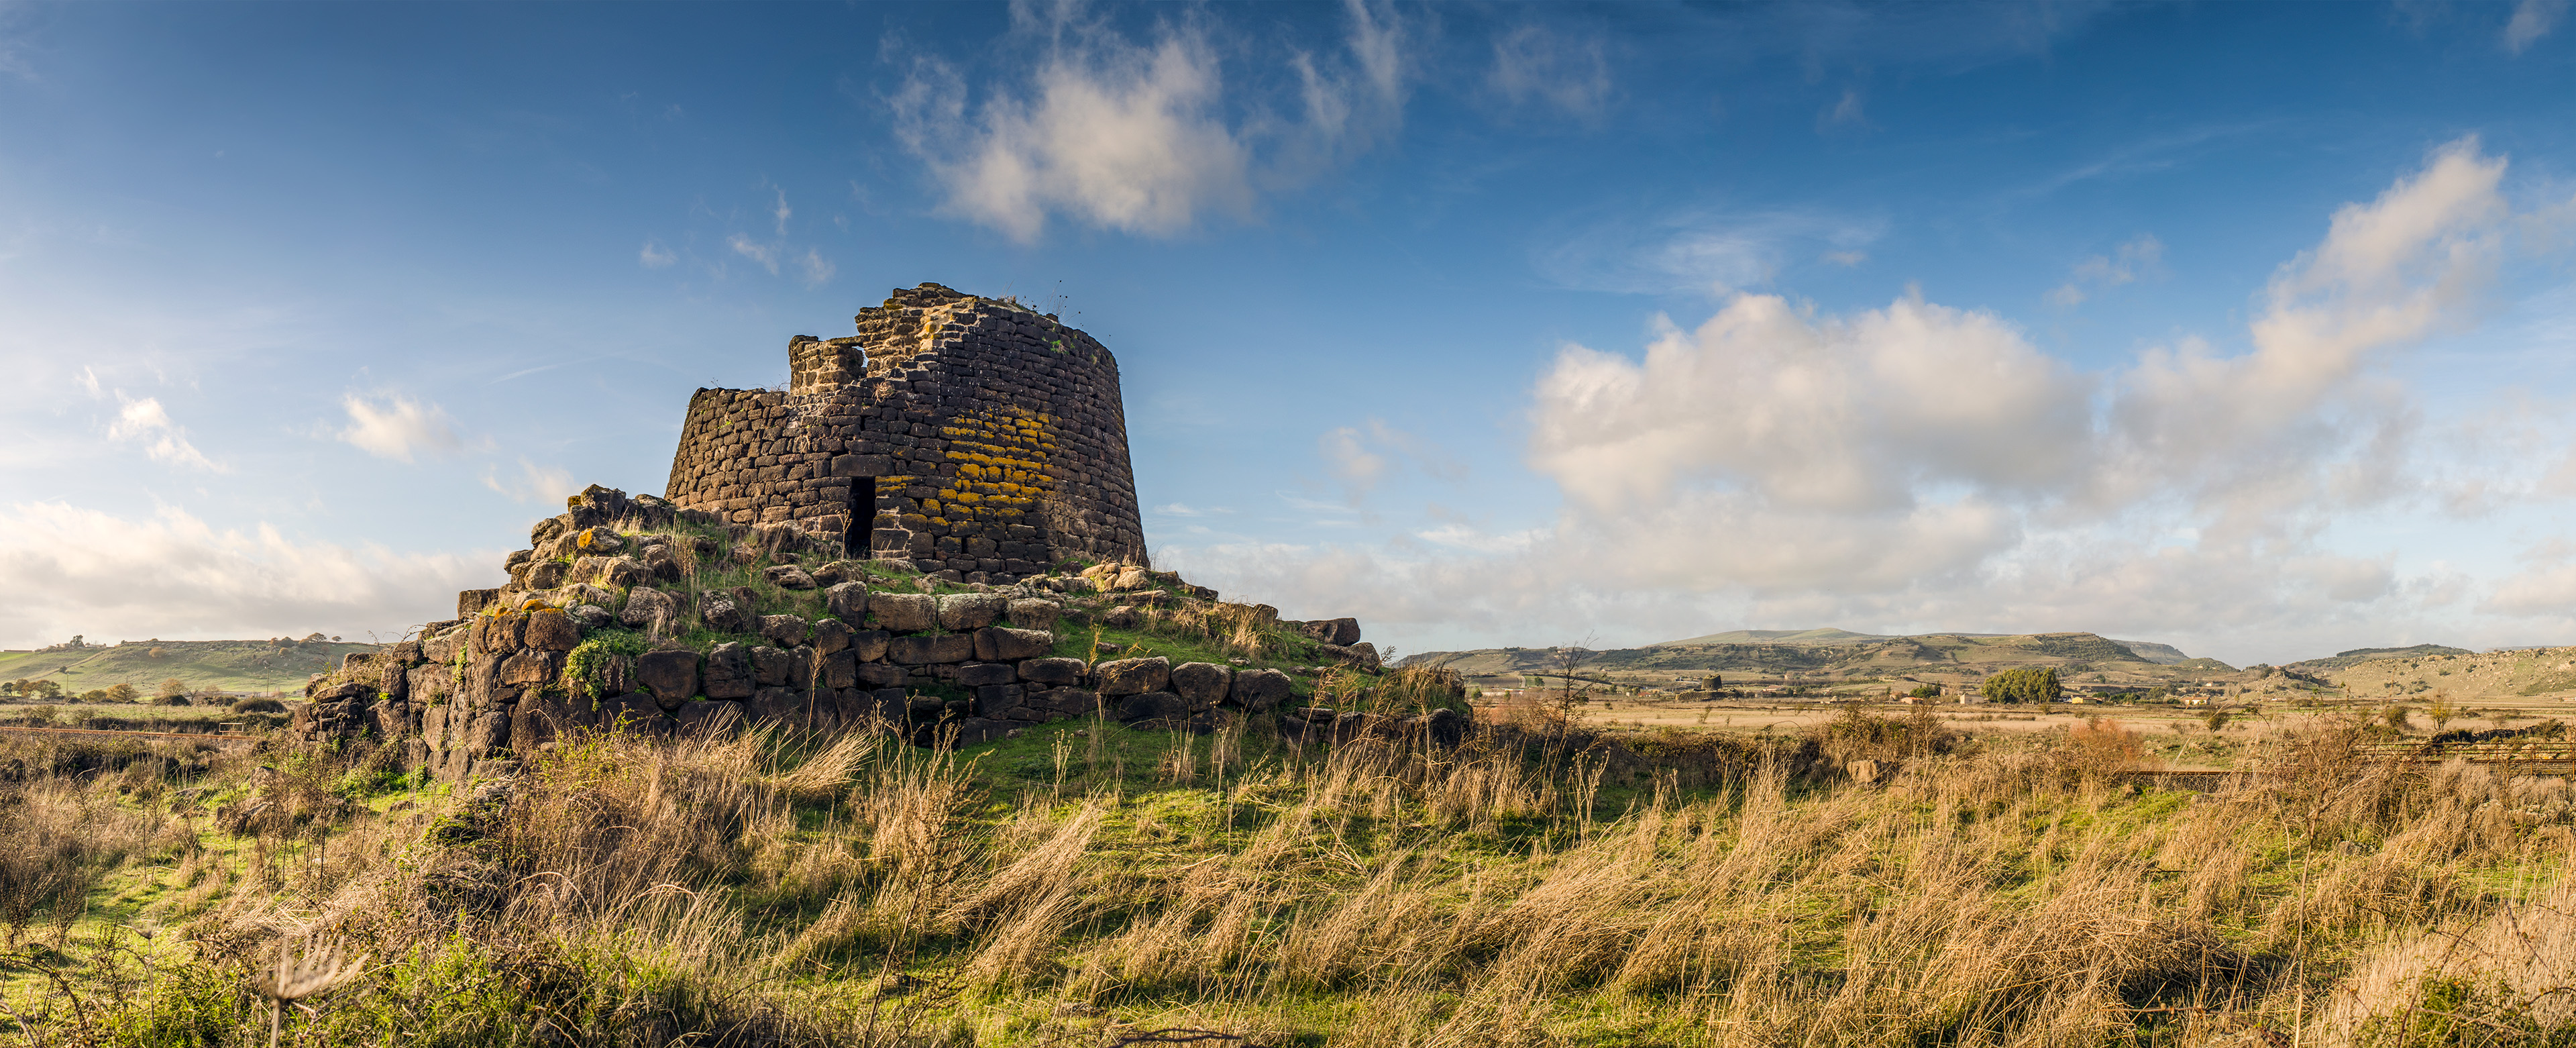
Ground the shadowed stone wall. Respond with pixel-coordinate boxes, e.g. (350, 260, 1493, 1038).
(664, 282, 1147, 584)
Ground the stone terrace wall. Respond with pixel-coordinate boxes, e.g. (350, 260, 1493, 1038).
(291, 487, 1315, 784)
(663, 282, 1147, 585)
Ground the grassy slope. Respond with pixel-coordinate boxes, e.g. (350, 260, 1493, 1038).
(14, 713, 2571, 1047)
(0, 639, 380, 694)
(2321, 644, 2576, 702)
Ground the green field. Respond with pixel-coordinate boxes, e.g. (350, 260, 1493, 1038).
(0, 638, 382, 695)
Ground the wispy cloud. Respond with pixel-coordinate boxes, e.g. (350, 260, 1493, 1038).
(1154, 503, 1234, 517)
(1489, 23, 1611, 119)
(729, 234, 778, 275)
(482, 457, 576, 505)
(336, 393, 460, 463)
(2047, 234, 2163, 307)
(796, 248, 835, 287)
(106, 395, 222, 473)
(2505, 0, 2567, 54)
(639, 240, 676, 268)
(771, 187, 793, 235)
(1534, 206, 1884, 295)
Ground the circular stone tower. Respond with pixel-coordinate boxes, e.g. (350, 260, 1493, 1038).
(662, 282, 1148, 582)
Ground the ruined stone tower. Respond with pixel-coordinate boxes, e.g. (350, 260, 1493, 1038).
(663, 283, 1148, 583)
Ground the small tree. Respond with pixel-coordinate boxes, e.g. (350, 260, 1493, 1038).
(2426, 694, 2459, 733)
(155, 678, 189, 700)
(1547, 636, 1601, 720)
(104, 682, 140, 704)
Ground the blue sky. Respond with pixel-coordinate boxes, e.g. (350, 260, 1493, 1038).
(5, 1, 2576, 666)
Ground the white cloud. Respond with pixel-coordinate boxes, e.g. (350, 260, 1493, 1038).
(796, 248, 835, 288)
(893, 1, 1405, 242)
(2505, 0, 2566, 54)
(1183, 136, 2561, 664)
(106, 395, 222, 473)
(482, 458, 576, 505)
(639, 240, 676, 268)
(1489, 24, 1611, 119)
(336, 394, 460, 463)
(2047, 234, 2161, 307)
(0, 501, 486, 649)
(772, 188, 792, 236)
(1823, 88, 1866, 128)
(76, 366, 101, 397)
(1320, 419, 1465, 505)
(1153, 503, 1232, 517)
(1535, 207, 1884, 294)
(729, 234, 778, 274)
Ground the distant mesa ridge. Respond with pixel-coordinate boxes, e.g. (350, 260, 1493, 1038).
(1646, 627, 2195, 665)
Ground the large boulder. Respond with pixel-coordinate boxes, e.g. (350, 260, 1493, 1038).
(759, 615, 811, 648)
(973, 627, 1054, 662)
(847, 629, 890, 663)
(1095, 656, 1171, 697)
(525, 560, 570, 589)
(598, 692, 668, 733)
(674, 700, 743, 739)
(1030, 687, 1101, 718)
(747, 686, 810, 724)
(525, 610, 580, 651)
(1169, 662, 1232, 710)
(869, 593, 936, 633)
(1229, 668, 1293, 712)
(500, 651, 559, 686)
(1006, 598, 1062, 631)
(889, 634, 973, 665)
(936, 592, 1008, 631)
(702, 642, 755, 699)
(752, 646, 802, 687)
(763, 565, 817, 590)
(810, 617, 852, 655)
(602, 556, 650, 589)
(1118, 691, 1189, 725)
(822, 651, 859, 689)
(636, 649, 700, 707)
(1018, 657, 1085, 686)
(702, 597, 753, 635)
(825, 582, 870, 622)
(621, 587, 678, 629)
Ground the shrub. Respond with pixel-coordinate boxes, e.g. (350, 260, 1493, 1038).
(1981, 666, 2062, 703)
(229, 697, 287, 715)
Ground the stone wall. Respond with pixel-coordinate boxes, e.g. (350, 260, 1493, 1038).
(290, 486, 1326, 783)
(663, 282, 1148, 585)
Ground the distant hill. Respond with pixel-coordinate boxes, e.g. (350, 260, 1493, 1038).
(0, 638, 382, 696)
(2108, 639, 2193, 665)
(1651, 627, 1895, 647)
(1413, 629, 2231, 688)
(2286, 643, 2474, 672)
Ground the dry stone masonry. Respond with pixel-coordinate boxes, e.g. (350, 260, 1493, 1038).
(664, 282, 1148, 585)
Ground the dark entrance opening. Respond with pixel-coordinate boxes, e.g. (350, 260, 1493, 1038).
(843, 476, 876, 558)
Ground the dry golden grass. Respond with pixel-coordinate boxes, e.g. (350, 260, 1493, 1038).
(8, 709, 2575, 1046)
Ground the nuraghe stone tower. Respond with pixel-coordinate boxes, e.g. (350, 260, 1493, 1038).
(664, 283, 1148, 582)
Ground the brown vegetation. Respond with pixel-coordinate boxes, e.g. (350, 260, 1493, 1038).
(0, 710, 2569, 1045)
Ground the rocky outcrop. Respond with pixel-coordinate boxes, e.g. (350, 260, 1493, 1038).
(288, 486, 1369, 782)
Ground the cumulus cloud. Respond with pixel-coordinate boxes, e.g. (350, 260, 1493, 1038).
(482, 457, 576, 505)
(106, 395, 222, 473)
(336, 394, 460, 462)
(893, 1, 1405, 242)
(0, 501, 486, 649)
(2505, 0, 2566, 54)
(1175, 136, 2561, 663)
